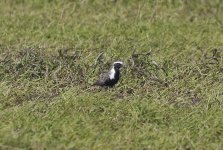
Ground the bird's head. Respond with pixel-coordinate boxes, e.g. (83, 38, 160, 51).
(113, 61, 123, 70)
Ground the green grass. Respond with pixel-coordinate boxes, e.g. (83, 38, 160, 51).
(0, 0, 223, 149)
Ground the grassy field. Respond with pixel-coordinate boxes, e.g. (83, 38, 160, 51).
(0, 0, 223, 149)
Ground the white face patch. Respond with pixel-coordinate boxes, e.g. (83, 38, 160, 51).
(109, 67, 116, 80)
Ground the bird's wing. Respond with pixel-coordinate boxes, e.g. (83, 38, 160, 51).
(94, 72, 110, 86)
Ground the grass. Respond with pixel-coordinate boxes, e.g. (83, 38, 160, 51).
(0, 0, 223, 149)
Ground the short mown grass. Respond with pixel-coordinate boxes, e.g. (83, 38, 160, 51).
(0, 0, 223, 149)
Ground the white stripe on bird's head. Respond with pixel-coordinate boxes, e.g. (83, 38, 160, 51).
(109, 61, 123, 79)
(113, 61, 124, 69)
(113, 61, 123, 65)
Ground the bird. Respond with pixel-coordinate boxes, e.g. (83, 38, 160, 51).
(93, 61, 123, 87)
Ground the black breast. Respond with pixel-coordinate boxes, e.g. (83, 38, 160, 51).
(105, 69, 120, 86)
